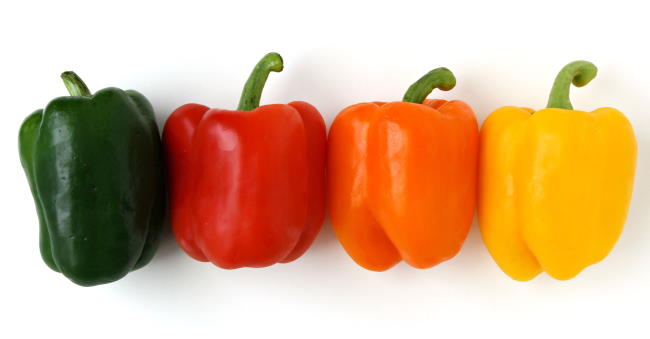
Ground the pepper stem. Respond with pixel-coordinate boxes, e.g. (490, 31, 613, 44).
(402, 67, 456, 104)
(61, 71, 92, 97)
(237, 52, 284, 111)
(546, 61, 597, 110)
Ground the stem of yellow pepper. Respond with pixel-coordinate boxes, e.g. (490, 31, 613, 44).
(546, 61, 598, 110)
(403, 67, 456, 104)
(237, 52, 284, 111)
(61, 71, 92, 97)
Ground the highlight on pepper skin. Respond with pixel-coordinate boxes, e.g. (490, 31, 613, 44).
(328, 67, 479, 271)
(478, 61, 637, 281)
(163, 52, 327, 269)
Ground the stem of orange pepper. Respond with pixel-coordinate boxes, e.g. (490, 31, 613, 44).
(546, 61, 598, 110)
(402, 67, 456, 104)
(237, 52, 284, 111)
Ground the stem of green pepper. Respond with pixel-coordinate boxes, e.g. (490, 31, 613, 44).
(402, 67, 456, 104)
(237, 52, 284, 111)
(61, 71, 92, 97)
(546, 61, 597, 110)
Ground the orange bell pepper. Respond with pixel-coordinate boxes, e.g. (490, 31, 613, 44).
(328, 68, 479, 271)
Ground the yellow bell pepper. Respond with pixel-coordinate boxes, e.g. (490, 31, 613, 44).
(478, 61, 637, 281)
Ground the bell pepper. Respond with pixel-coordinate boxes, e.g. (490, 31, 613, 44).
(478, 61, 637, 281)
(328, 67, 479, 271)
(19, 72, 165, 286)
(163, 52, 326, 268)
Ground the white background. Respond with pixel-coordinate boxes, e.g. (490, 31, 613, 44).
(1, 0, 649, 337)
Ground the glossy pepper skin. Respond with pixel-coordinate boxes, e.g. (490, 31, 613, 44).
(163, 53, 326, 268)
(328, 68, 478, 271)
(478, 61, 637, 281)
(19, 72, 165, 286)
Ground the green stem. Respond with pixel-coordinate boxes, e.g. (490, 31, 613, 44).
(402, 67, 456, 104)
(61, 71, 92, 97)
(546, 61, 597, 110)
(237, 52, 284, 111)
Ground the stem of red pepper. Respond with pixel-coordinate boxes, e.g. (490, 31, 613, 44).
(237, 52, 284, 111)
(61, 71, 92, 97)
(546, 61, 597, 110)
(402, 67, 456, 104)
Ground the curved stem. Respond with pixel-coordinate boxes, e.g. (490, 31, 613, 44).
(237, 52, 284, 111)
(403, 67, 456, 104)
(61, 71, 92, 97)
(546, 61, 597, 110)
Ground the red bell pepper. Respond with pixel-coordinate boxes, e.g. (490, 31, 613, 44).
(163, 53, 326, 268)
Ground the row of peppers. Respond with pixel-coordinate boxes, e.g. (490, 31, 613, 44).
(19, 53, 637, 286)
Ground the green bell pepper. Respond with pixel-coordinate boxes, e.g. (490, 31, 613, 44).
(19, 71, 165, 286)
